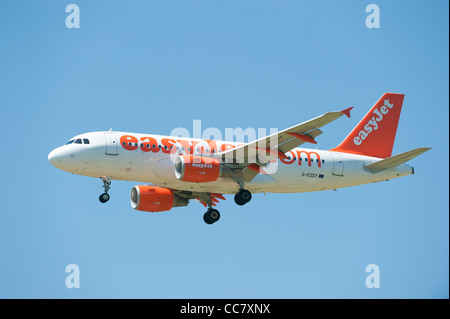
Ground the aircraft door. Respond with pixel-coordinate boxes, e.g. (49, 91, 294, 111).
(105, 133, 118, 155)
(331, 152, 343, 176)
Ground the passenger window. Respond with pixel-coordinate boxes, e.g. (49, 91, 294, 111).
(74, 139, 82, 144)
(83, 139, 90, 144)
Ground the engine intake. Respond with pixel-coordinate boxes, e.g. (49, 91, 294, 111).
(130, 185, 188, 212)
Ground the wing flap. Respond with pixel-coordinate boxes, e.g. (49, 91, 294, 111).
(278, 128, 323, 153)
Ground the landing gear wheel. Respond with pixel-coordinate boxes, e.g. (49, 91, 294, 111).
(99, 192, 110, 203)
(99, 176, 112, 204)
(203, 208, 220, 224)
(234, 189, 252, 206)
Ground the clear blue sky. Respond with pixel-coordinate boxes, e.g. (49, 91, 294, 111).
(0, 0, 448, 298)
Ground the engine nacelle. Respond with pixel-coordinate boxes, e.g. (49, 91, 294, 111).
(175, 155, 221, 183)
(130, 185, 188, 212)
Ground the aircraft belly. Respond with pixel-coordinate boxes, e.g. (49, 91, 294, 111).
(79, 150, 412, 195)
(153, 178, 240, 194)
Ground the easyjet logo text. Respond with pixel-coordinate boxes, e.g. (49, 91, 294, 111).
(119, 135, 237, 155)
(192, 163, 213, 169)
(354, 99, 394, 146)
(119, 135, 322, 168)
(279, 150, 322, 168)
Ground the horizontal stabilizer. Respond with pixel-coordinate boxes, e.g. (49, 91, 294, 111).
(364, 147, 431, 172)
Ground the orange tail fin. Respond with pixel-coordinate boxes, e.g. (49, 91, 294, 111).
(330, 93, 405, 158)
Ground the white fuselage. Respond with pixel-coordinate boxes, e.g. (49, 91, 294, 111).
(48, 131, 414, 194)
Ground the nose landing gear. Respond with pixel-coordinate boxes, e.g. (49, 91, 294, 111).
(99, 176, 111, 203)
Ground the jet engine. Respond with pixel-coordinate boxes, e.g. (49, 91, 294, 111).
(130, 185, 188, 212)
(174, 155, 222, 183)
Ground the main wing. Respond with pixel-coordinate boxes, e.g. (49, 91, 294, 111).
(217, 107, 352, 182)
(219, 107, 352, 164)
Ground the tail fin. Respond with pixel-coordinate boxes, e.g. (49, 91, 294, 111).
(330, 93, 405, 158)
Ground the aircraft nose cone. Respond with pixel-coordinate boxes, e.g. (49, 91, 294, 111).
(48, 149, 57, 165)
(48, 147, 67, 167)
(48, 150, 55, 164)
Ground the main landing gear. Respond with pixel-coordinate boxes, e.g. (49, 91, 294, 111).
(231, 176, 252, 206)
(201, 188, 252, 225)
(99, 176, 111, 203)
(203, 208, 221, 225)
(234, 189, 252, 206)
(200, 193, 221, 225)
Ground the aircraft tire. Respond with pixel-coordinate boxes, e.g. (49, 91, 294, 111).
(99, 193, 110, 203)
(234, 189, 252, 206)
(203, 209, 220, 224)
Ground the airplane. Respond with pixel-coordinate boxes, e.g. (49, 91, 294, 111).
(48, 93, 430, 224)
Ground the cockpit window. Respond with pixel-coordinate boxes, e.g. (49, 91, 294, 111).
(65, 138, 90, 146)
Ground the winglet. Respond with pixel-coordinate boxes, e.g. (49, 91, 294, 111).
(341, 107, 353, 118)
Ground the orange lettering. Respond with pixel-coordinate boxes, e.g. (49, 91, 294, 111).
(296, 150, 321, 167)
(161, 138, 176, 154)
(220, 143, 236, 152)
(205, 140, 218, 154)
(190, 141, 199, 155)
(176, 139, 191, 155)
(120, 135, 139, 151)
(140, 136, 159, 153)
(280, 151, 295, 165)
